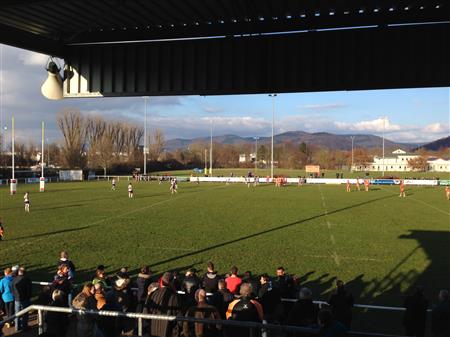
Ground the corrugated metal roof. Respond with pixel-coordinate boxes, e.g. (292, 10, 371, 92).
(0, 0, 448, 56)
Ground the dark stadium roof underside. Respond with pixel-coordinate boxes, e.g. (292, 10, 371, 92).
(0, 0, 449, 57)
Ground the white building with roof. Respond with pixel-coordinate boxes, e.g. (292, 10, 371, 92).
(352, 149, 450, 172)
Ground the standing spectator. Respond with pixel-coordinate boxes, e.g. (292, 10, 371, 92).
(95, 283, 120, 337)
(226, 283, 263, 337)
(225, 266, 242, 295)
(183, 268, 201, 296)
(208, 279, 234, 319)
(182, 268, 201, 311)
(136, 266, 153, 313)
(403, 286, 428, 337)
(273, 266, 295, 298)
(147, 272, 182, 337)
(258, 273, 282, 323)
(202, 262, 220, 293)
(110, 272, 134, 334)
(52, 263, 72, 305)
(183, 289, 222, 337)
(12, 267, 32, 332)
(45, 289, 69, 337)
(287, 287, 317, 328)
(0, 268, 14, 328)
(431, 289, 450, 337)
(58, 251, 76, 280)
(72, 283, 97, 337)
(241, 271, 259, 297)
(318, 309, 348, 337)
(328, 280, 354, 330)
(92, 265, 111, 288)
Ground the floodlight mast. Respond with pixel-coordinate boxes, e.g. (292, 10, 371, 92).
(268, 94, 277, 179)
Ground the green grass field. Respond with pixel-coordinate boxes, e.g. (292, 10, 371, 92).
(1, 178, 449, 308)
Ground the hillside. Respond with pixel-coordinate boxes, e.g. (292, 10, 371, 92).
(165, 131, 417, 151)
(416, 136, 450, 151)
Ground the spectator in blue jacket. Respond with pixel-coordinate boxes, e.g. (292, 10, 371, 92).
(0, 268, 15, 327)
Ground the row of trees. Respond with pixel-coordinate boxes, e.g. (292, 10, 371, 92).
(57, 109, 166, 174)
(0, 109, 445, 173)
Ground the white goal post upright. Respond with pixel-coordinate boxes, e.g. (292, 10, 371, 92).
(40, 121, 45, 192)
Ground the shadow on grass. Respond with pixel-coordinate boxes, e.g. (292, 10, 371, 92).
(33, 204, 84, 212)
(6, 225, 92, 242)
(148, 193, 398, 269)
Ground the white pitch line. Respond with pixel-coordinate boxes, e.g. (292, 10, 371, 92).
(379, 186, 450, 216)
(330, 234, 336, 245)
(318, 185, 340, 266)
(303, 254, 384, 262)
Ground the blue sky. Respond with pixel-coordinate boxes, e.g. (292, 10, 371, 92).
(0, 44, 448, 144)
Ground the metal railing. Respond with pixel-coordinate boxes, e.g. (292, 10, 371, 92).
(0, 304, 410, 337)
(31, 281, 425, 313)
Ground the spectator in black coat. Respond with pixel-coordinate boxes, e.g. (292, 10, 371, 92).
(258, 273, 282, 323)
(318, 309, 348, 337)
(287, 287, 317, 328)
(208, 279, 234, 319)
(273, 266, 295, 299)
(52, 263, 73, 305)
(403, 286, 428, 337)
(182, 268, 201, 312)
(226, 283, 264, 337)
(136, 266, 153, 314)
(12, 267, 32, 331)
(146, 272, 182, 337)
(45, 289, 69, 337)
(328, 280, 354, 330)
(242, 271, 259, 298)
(202, 262, 220, 293)
(431, 289, 450, 337)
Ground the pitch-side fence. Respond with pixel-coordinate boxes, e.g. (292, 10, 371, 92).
(30, 281, 429, 313)
(0, 304, 410, 337)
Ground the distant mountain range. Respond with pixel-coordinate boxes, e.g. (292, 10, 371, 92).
(416, 136, 450, 151)
(165, 131, 429, 152)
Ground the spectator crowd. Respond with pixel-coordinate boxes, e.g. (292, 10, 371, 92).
(0, 251, 449, 337)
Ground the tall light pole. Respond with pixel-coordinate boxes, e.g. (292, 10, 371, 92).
(204, 148, 207, 174)
(254, 136, 259, 172)
(209, 119, 213, 176)
(10, 116, 16, 195)
(143, 96, 148, 175)
(11, 116, 14, 180)
(350, 136, 355, 172)
(382, 116, 386, 177)
(269, 94, 277, 179)
(40, 121, 45, 192)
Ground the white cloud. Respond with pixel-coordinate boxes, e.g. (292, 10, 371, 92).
(423, 122, 449, 133)
(301, 103, 347, 110)
(18, 51, 49, 66)
(203, 106, 222, 113)
(335, 118, 401, 132)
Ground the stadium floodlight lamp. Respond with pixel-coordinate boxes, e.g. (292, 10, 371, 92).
(41, 57, 63, 100)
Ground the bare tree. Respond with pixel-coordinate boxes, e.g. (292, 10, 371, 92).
(57, 109, 87, 168)
(149, 128, 166, 161)
(124, 125, 144, 162)
(407, 156, 428, 171)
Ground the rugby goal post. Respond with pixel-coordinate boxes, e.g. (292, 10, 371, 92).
(59, 170, 83, 181)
